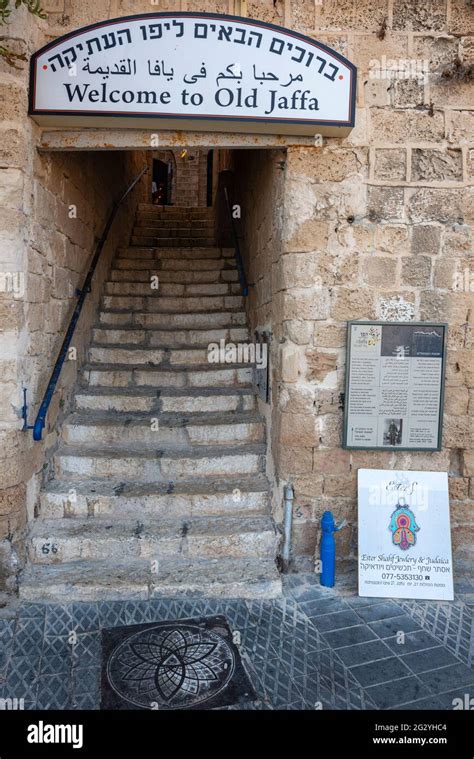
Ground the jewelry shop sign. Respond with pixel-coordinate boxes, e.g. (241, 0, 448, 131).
(343, 321, 447, 451)
(358, 469, 454, 601)
(29, 12, 356, 136)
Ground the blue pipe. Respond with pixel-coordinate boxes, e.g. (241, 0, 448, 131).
(320, 511, 347, 588)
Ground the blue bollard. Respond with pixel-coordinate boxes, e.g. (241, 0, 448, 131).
(320, 511, 346, 587)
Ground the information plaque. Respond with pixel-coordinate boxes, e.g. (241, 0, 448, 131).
(358, 469, 454, 601)
(343, 321, 447, 451)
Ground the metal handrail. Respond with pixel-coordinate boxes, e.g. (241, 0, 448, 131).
(27, 165, 148, 441)
(223, 186, 248, 297)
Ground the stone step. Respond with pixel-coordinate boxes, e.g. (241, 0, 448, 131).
(110, 268, 238, 283)
(19, 556, 281, 601)
(101, 294, 244, 312)
(117, 247, 231, 260)
(115, 255, 234, 271)
(75, 387, 256, 414)
(138, 203, 214, 214)
(54, 442, 265, 480)
(28, 515, 279, 564)
(87, 345, 256, 367)
(132, 226, 213, 238)
(39, 474, 270, 519)
(131, 237, 216, 248)
(99, 310, 247, 329)
(92, 326, 249, 347)
(135, 218, 214, 229)
(63, 411, 265, 447)
(83, 363, 253, 388)
(104, 281, 239, 296)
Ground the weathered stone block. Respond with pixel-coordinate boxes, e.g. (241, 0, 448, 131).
(408, 189, 464, 224)
(305, 349, 339, 382)
(313, 323, 346, 348)
(401, 256, 432, 287)
(283, 319, 313, 345)
(370, 108, 444, 144)
(279, 413, 317, 446)
(413, 35, 460, 70)
(449, 476, 469, 500)
(323, 475, 357, 498)
(377, 293, 416, 321)
(392, 79, 425, 108)
(331, 288, 376, 320)
(368, 187, 405, 222)
(278, 445, 313, 476)
(444, 385, 469, 415)
(284, 289, 330, 320)
(313, 449, 351, 475)
(291, 0, 315, 30)
(293, 474, 324, 498)
(374, 149, 407, 181)
(364, 256, 398, 287)
(449, 0, 474, 35)
(393, 0, 447, 31)
(447, 110, 474, 143)
(375, 224, 409, 255)
(283, 219, 329, 254)
(411, 225, 441, 256)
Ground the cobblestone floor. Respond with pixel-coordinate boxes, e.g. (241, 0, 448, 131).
(0, 573, 473, 711)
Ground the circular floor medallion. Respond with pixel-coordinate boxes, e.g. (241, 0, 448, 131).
(106, 623, 236, 709)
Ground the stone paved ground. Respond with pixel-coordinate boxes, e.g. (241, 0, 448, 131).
(0, 573, 473, 711)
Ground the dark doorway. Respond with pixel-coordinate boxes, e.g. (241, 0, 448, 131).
(206, 150, 214, 207)
(152, 159, 171, 205)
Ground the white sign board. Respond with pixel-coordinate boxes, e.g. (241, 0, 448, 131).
(358, 469, 454, 601)
(29, 12, 356, 136)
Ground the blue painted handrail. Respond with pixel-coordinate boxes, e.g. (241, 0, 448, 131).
(223, 186, 248, 297)
(29, 165, 148, 441)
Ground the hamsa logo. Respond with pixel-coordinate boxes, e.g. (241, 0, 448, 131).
(389, 500, 420, 551)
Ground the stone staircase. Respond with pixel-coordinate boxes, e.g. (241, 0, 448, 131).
(20, 204, 282, 601)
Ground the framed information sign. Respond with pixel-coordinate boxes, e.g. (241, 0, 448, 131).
(358, 468, 454, 601)
(343, 321, 447, 451)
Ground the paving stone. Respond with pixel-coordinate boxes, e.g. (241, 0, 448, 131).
(384, 629, 442, 654)
(355, 602, 405, 623)
(419, 663, 474, 694)
(400, 647, 461, 674)
(369, 615, 422, 638)
(11, 618, 44, 658)
(366, 675, 431, 709)
(310, 610, 362, 633)
(350, 656, 412, 687)
(72, 667, 100, 696)
(299, 597, 352, 617)
(323, 624, 378, 648)
(40, 655, 72, 676)
(72, 692, 100, 710)
(45, 606, 73, 637)
(335, 640, 394, 667)
(71, 603, 100, 633)
(72, 633, 101, 669)
(36, 674, 72, 709)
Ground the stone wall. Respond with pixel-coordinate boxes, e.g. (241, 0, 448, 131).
(0, 0, 472, 584)
(232, 148, 286, 527)
(229, 0, 473, 568)
(0, 8, 147, 590)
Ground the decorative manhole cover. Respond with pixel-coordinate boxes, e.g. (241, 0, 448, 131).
(101, 615, 256, 710)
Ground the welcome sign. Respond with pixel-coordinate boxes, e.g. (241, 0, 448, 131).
(358, 469, 454, 601)
(29, 12, 356, 136)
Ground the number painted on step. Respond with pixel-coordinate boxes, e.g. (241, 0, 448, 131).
(41, 542, 59, 555)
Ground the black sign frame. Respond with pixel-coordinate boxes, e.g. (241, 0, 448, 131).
(343, 320, 447, 452)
